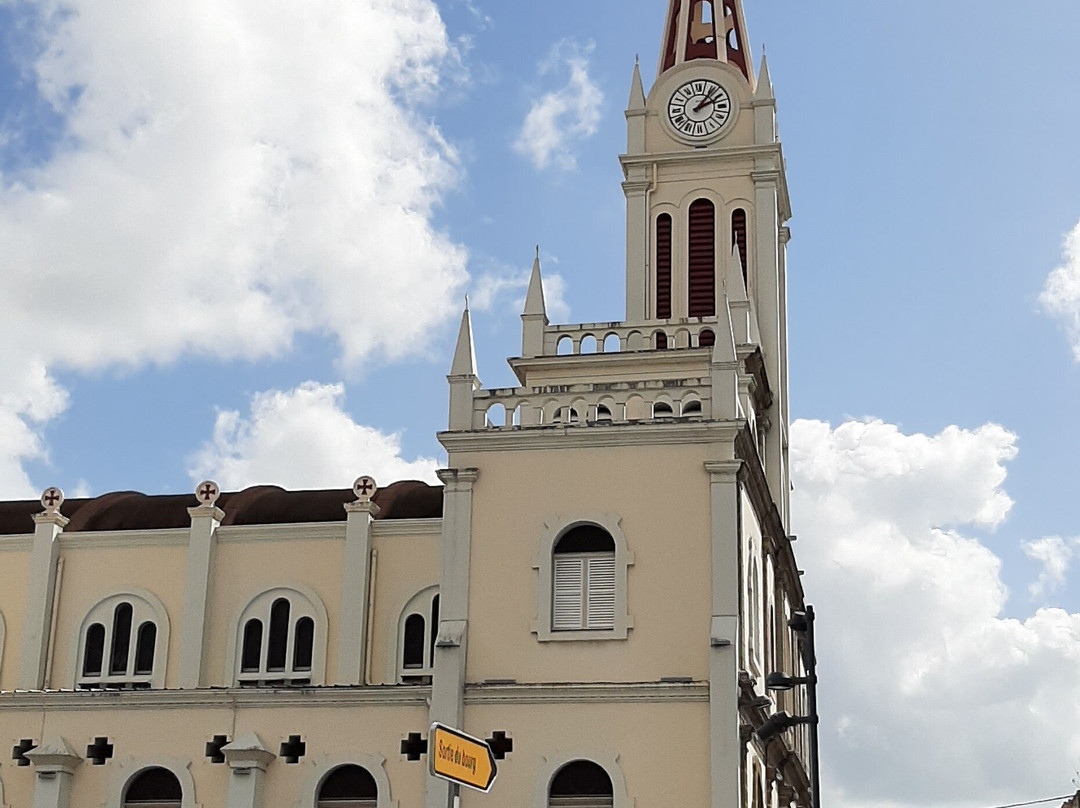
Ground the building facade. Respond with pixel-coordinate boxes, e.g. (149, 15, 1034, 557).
(0, 1, 811, 806)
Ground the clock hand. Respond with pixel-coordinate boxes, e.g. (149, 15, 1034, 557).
(693, 90, 718, 113)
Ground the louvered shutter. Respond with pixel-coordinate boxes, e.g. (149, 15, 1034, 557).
(553, 557, 585, 630)
(656, 214, 672, 319)
(586, 556, 617, 630)
(688, 199, 716, 317)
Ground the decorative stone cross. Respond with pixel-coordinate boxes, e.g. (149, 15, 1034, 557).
(40, 487, 64, 514)
(485, 731, 514, 760)
(205, 734, 230, 764)
(353, 476, 377, 503)
(86, 736, 114, 766)
(279, 735, 306, 764)
(400, 732, 428, 761)
(12, 738, 36, 767)
(195, 480, 221, 506)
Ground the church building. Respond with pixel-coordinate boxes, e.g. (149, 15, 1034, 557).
(0, 1, 812, 806)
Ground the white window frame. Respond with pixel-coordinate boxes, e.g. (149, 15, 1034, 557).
(226, 584, 328, 687)
(298, 752, 397, 808)
(531, 752, 632, 808)
(107, 757, 200, 808)
(532, 514, 634, 642)
(393, 586, 439, 683)
(72, 588, 170, 690)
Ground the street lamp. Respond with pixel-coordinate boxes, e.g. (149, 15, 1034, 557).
(757, 605, 820, 808)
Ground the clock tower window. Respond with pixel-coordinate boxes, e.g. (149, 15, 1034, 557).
(688, 199, 717, 318)
(686, 1, 719, 61)
(656, 214, 673, 319)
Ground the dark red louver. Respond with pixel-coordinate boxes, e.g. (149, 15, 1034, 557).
(662, 2, 681, 72)
(656, 214, 673, 319)
(723, 0, 749, 79)
(688, 199, 716, 317)
(731, 208, 748, 288)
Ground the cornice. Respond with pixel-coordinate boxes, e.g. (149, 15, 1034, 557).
(216, 522, 346, 544)
(619, 142, 783, 169)
(59, 528, 189, 550)
(464, 681, 708, 705)
(440, 420, 742, 453)
(0, 535, 33, 552)
(0, 686, 431, 710)
(371, 518, 442, 538)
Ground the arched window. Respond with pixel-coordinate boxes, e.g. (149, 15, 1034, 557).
(731, 208, 748, 289)
(552, 526, 617, 632)
(234, 587, 326, 686)
(549, 760, 614, 808)
(123, 766, 182, 808)
(77, 592, 167, 690)
(317, 764, 378, 808)
(699, 329, 716, 348)
(688, 199, 716, 317)
(397, 588, 440, 683)
(652, 401, 674, 418)
(655, 213, 672, 319)
(685, 0, 719, 60)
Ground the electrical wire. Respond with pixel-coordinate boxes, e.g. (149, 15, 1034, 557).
(981, 796, 1073, 808)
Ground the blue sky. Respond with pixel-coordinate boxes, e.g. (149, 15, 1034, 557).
(1, 1, 1079, 805)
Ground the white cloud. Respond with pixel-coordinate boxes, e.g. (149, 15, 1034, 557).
(0, 0, 468, 496)
(513, 40, 602, 172)
(791, 418, 1080, 808)
(1040, 218, 1080, 359)
(1023, 536, 1079, 599)
(189, 381, 438, 490)
(472, 260, 570, 322)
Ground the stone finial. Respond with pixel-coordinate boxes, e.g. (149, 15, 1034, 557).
(353, 476, 377, 503)
(195, 480, 221, 506)
(24, 736, 82, 775)
(40, 487, 64, 514)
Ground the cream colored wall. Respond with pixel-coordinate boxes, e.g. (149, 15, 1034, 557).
(369, 527, 439, 685)
(207, 531, 346, 687)
(0, 539, 31, 692)
(52, 536, 188, 689)
(462, 699, 710, 807)
(459, 442, 720, 684)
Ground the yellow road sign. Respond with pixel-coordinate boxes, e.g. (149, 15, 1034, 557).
(429, 723, 498, 793)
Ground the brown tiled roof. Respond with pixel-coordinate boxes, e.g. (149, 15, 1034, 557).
(0, 480, 443, 535)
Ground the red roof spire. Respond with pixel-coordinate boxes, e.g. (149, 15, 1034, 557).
(658, 0, 752, 81)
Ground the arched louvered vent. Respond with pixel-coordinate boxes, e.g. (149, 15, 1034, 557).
(656, 214, 673, 319)
(731, 208, 748, 289)
(688, 199, 716, 317)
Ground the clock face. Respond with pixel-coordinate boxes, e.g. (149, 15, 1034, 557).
(667, 79, 732, 139)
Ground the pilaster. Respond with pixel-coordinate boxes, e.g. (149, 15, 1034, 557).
(179, 482, 225, 688)
(222, 732, 276, 808)
(706, 460, 743, 808)
(338, 480, 380, 685)
(25, 737, 81, 808)
(426, 467, 479, 808)
(18, 506, 68, 690)
(624, 175, 651, 321)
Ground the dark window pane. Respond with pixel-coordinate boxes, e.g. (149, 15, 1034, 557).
(83, 623, 105, 676)
(403, 614, 425, 669)
(110, 603, 133, 675)
(554, 525, 616, 554)
(293, 617, 314, 672)
(134, 622, 156, 676)
(267, 598, 290, 672)
(125, 766, 183, 802)
(550, 760, 614, 796)
(318, 764, 378, 801)
(241, 619, 263, 672)
(429, 594, 440, 664)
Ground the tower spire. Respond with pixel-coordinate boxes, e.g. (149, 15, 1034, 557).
(658, 0, 752, 81)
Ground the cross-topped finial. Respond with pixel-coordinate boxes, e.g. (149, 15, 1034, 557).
(195, 480, 221, 506)
(40, 486, 64, 514)
(353, 476, 377, 503)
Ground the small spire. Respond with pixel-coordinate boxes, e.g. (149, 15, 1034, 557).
(464, 293, 470, 311)
(755, 53, 774, 101)
(628, 59, 646, 111)
(450, 304, 478, 377)
(523, 247, 547, 317)
(726, 241, 748, 303)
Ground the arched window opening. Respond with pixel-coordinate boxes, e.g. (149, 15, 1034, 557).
(731, 208, 748, 289)
(429, 594, 440, 664)
(699, 328, 716, 348)
(553, 527, 617, 632)
(686, 0, 719, 59)
(241, 619, 263, 672)
(134, 622, 156, 676)
(83, 623, 105, 677)
(724, 0, 749, 77)
(235, 588, 324, 686)
(580, 335, 598, 354)
(688, 199, 716, 317)
(603, 333, 621, 353)
(653, 401, 674, 418)
(317, 764, 378, 807)
(596, 405, 612, 422)
(402, 614, 426, 669)
(486, 403, 506, 428)
(682, 399, 703, 416)
(293, 617, 314, 672)
(110, 602, 133, 675)
(655, 213, 672, 319)
(550, 760, 614, 807)
(124, 767, 182, 808)
(557, 336, 573, 355)
(267, 598, 291, 672)
(654, 331, 668, 350)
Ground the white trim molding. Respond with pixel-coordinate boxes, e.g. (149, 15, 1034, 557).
(105, 755, 201, 808)
(295, 752, 397, 808)
(532, 751, 634, 808)
(70, 587, 171, 690)
(532, 513, 634, 642)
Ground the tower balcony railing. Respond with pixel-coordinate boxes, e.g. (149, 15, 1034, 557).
(542, 316, 724, 357)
